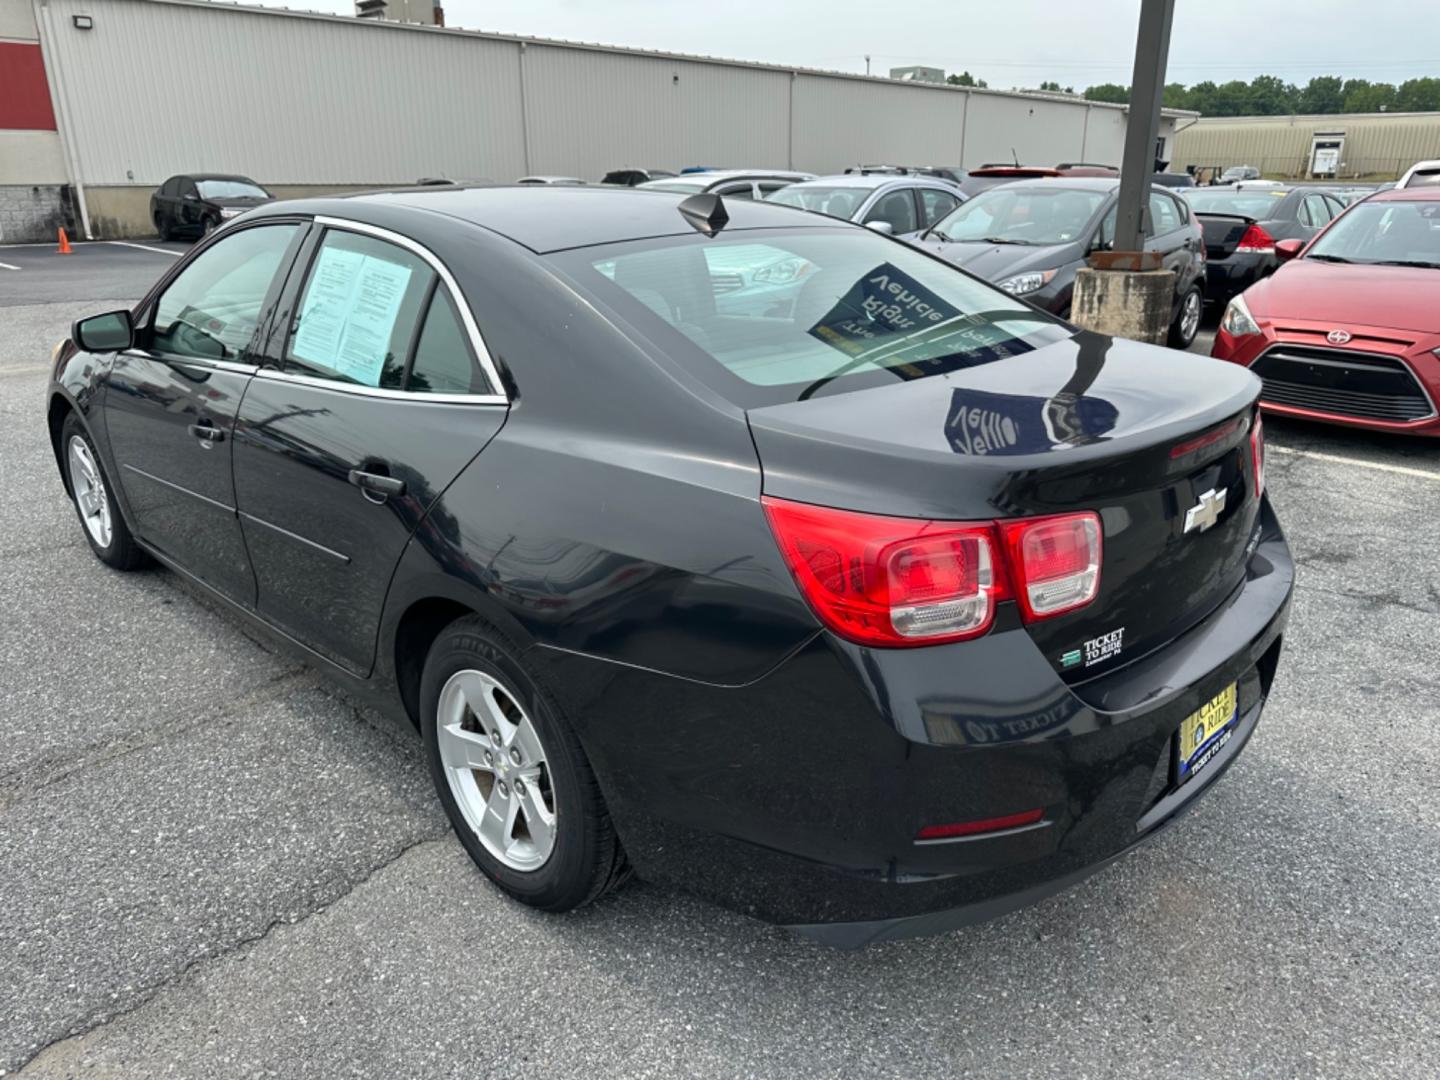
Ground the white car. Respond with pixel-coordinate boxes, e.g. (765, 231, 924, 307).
(1397, 160, 1440, 189)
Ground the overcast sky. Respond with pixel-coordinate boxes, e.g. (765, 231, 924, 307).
(277, 0, 1436, 88)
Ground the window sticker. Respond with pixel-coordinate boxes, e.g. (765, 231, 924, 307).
(293, 245, 414, 386)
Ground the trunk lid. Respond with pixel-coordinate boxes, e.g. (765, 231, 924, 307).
(747, 332, 1263, 678)
(1196, 213, 1255, 261)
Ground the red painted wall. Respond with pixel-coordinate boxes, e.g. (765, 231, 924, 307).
(0, 43, 58, 131)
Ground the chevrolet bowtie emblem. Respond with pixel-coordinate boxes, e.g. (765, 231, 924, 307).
(1184, 487, 1227, 535)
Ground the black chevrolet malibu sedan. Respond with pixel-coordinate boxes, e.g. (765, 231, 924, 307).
(46, 186, 1292, 947)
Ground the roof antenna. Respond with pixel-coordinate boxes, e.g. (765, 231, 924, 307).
(677, 192, 729, 236)
(1011, 147, 1020, 167)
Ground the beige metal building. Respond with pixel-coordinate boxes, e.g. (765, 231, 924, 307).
(1171, 111, 1440, 181)
(3, 0, 1194, 239)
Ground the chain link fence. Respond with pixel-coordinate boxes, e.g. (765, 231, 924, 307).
(1186, 157, 1418, 184)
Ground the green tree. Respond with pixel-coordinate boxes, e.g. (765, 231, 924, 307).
(1342, 79, 1398, 112)
(1395, 77, 1440, 112)
(1084, 83, 1129, 104)
(1162, 82, 1191, 110)
(1248, 75, 1299, 115)
(1298, 76, 1344, 114)
(946, 71, 987, 88)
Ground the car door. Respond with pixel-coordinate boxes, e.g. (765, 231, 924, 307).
(1145, 190, 1194, 309)
(103, 220, 305, 603)
(233, 219, 508, 675)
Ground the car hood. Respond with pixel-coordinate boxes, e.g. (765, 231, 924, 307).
(909, 238, 1075, 283)
(1246, 260, 1439, 333)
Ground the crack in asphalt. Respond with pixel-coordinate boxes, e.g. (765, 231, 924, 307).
(1293, 577, 1440, 618)
(0, 666, 313, 812)
(12, 835, 451, 1076)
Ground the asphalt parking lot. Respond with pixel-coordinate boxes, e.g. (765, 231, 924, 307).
(2, 243, 1437, 1078)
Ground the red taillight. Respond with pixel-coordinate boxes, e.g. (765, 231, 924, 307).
(761, 497, 1005, 647)
(1251, 413, 1265, 497)
(762, 499, 1103, 646)
(916, 808, 1045, 842)
(1236, 224, 1276, 253)
(998, 512, 1102, 622)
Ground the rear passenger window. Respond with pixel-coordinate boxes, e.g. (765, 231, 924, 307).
(285, 230, 434, 388)
(1148, 192, 1181, 235)
(408, 289, 487, 395)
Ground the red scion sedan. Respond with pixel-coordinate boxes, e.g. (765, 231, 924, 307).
(1211, 188, 1440, 435)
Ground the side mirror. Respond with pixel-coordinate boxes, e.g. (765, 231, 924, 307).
(865, 220, 895, 236)
(1275, 239, 1304, 262)
(73, 310, 134, 353)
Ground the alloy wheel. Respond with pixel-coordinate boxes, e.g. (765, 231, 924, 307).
(67, 435, 113, 548)
(1179, 290, 1202, 345)
(436, 669, 557, 872)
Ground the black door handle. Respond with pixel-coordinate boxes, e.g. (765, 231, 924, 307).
(348, 469, 405, 501)
(187, 423, 225, 444)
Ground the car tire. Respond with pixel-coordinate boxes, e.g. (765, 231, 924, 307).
(1169, 285, 1203, 350)
(420, 614, 630, 912)
(154, 213, 172, 242)
(61, 413, 149, 571)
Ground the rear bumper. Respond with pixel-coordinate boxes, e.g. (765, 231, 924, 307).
(535, 503, 1295, 943)
(1204, 252, 1274, 303)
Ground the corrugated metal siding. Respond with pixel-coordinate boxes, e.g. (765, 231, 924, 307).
(1173, 114, 1440, 178)
(36, 0, 1176, 188)
(791, 75, 963, 173)
(522, 45, 790, 175)
(39, 0, 527, 184)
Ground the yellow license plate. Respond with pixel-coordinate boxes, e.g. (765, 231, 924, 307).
(1178, 682, 1238, 781)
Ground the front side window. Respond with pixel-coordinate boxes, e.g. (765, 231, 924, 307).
(285, 230, 434, 388)
(931, 187, 1107, 246)
(150, 223, 299, 362)
(863, 190, 918, 234)
(920, 188, 961, 227)
(553, 228, 1071, 408)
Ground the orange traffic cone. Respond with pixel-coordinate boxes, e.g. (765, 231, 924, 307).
(56, 228, 72, 255)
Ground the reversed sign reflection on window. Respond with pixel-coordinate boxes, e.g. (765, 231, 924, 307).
(806, 263, 1037, 375)
(293, 246, 413, 386)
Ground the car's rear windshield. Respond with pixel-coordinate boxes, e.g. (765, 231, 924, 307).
(196, 179, 268, 199)
(930, 186, 1107, 245)
(1307, 200, 1440, 267)
(1406, 169, 1440, 188)
(549, 227, 1072, 408)
(1182, 189, 1286, 217)
(765, 186, 870, 220)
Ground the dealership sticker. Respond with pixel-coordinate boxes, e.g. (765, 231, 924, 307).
(1063, 627, 1125, 669)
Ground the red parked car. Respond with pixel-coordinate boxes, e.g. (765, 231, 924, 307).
(1212, 188, 1440, 435)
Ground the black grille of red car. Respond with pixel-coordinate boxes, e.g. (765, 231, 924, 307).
(1252, 347, 1436, 423)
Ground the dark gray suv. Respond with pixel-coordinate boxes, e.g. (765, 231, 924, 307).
(911, 178, 1207, 349)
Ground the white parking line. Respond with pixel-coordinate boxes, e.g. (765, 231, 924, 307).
(1271, 444, 1440, 482)
(104, 241, 181, 256)
(0, 260, 19, 270)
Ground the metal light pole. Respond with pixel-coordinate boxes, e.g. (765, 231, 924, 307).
(1113, 0, 1176, 255)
